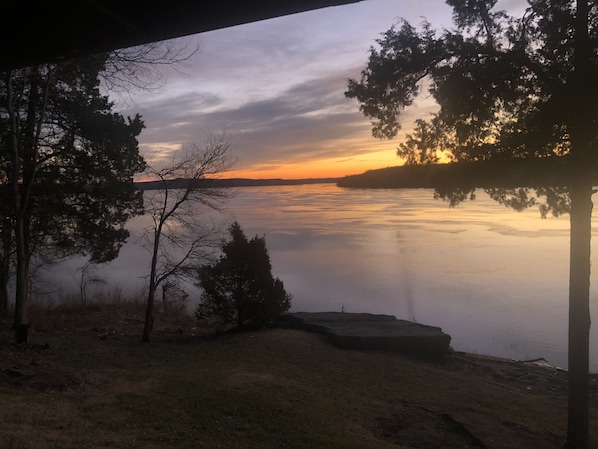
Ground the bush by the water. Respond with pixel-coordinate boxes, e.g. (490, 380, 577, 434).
(195, 222, 291, 330)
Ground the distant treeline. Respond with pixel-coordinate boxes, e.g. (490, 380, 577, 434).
(337, 158, 595, 189)
(136, 177, 339, 191)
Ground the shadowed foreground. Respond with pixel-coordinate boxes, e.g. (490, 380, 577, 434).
(0, 314, 596, 449)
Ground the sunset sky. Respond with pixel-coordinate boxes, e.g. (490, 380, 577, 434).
(120, 0, 527, 180)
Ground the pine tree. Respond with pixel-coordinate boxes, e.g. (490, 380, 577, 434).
(0, 57, 145, 331)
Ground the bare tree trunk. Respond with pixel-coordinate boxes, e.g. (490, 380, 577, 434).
(0, 280, 8, 319)
(12, 69, 38, 332)
(162, 283, 169, 316)
(142, 229, 161, 342)
(566, 180, 592, 449)
(142, 283, 156, 342)
(14, 209, 32, 342)
(0, 219, 11, 318)
(6, 69, 29, 331)
(566, 2, 593, 446)
(13, 215, 28, 329)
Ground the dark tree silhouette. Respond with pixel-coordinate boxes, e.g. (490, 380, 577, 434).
(345, 1, 597, 447)
(0, 57, 145, 333)
(196, 222, 292, 330)
(140, 135, 234, 343)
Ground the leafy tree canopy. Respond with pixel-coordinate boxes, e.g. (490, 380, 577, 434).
(1, 55, 147, 329)
(346, 0, 598, 216)
(346, 2, 598, 447)
(0, 56, 146, 263)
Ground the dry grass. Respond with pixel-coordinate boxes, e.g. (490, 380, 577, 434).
(25, 288, 189, 335)
(0, 300, 596, 448)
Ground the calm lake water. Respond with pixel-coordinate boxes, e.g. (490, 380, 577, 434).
(45, 183, 598, 370)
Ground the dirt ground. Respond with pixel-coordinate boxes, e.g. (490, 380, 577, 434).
(0, 309, 597, 449)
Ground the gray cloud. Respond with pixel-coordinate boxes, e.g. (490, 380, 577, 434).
(118, 0, 526, 176)
(135, 71, 381, 167)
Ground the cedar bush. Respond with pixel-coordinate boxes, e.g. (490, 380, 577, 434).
(195, 222, 291, 330)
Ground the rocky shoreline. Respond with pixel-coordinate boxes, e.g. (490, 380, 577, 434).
(279, 312, 452, 362)
(445, 351, 598, 405)
(279, 311, 598, 404)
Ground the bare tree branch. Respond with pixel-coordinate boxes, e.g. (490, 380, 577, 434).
(140, 133, 235, 342)
(99, 38, 200, 103)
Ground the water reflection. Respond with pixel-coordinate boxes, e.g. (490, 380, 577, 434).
(39, 183, 597, 370)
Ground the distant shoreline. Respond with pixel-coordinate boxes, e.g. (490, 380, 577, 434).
(336, 158, 595, 189)
(135, 177, 339, 190)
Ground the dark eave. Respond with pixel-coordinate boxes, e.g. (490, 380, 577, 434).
(1, 0, 359, 71)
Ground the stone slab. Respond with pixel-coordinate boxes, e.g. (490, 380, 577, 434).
(279, 312, 452, 362)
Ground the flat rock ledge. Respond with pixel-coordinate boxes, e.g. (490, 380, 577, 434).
(278, 312, 452, 362)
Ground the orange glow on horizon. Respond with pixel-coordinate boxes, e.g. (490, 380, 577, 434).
(220, 148, 408, 180)
(221, 165, 360, 180)
(136, 136, 454, 181)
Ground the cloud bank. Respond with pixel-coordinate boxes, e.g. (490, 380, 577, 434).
(118, 0, 524, 178)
